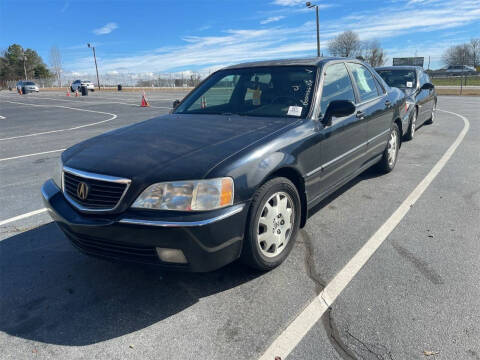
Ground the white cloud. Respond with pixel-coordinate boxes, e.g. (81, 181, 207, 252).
(93, 22, 118, 35)
(261, 16, 285, 24)
(272, 0, 305, 6)
(65, 0, 480, 74)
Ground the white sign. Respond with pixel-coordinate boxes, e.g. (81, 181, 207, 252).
(287, 106, 303, 117)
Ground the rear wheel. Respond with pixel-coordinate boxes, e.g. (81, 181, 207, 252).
(404, 108, 417, 141)
(377, 123, 400, 173)
(425, 101, 436, 124)
(241, 177, 301, 271)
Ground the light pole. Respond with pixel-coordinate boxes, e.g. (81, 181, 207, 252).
(87, 43, 101, 90)
(306, 2, 320, 57)
(23, 54, 28, 80)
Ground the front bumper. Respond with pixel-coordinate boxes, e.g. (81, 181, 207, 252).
(42, 179, 248, 272)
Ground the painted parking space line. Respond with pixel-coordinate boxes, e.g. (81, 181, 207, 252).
(0, 115, 5, 119)
(259, 109, 470, 360)
(0, 101, 118, 141)
(4, 96, 171, 110)
(0, 208, 47, 227)
(0, 149, 65, 162)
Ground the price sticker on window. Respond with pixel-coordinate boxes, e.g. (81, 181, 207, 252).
(406, 81, 413, 88)
(287, 106, 303, 116)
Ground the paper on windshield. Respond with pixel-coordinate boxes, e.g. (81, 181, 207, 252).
(287, 106, 303, 116)
(406, 81, 413, 88)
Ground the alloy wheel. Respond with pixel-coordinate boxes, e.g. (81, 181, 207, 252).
(387, 129, 398, 167)
(257, 192, 294, 258)
(411, 111, 417, 137)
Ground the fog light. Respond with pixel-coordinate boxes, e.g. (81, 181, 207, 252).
(155, 248, 188, 264)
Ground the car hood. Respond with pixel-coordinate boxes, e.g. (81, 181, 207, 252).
(398, 87, 415, 96)
(63, 113, 295, 183)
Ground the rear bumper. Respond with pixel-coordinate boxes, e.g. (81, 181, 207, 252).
(42, 179, 249, 272)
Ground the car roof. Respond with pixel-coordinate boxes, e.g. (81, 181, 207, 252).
(376, 66, 423, 71)
(223, 56, 349, 70)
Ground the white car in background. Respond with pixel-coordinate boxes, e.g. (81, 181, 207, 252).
(445, 65, 476, 74)
(71, 80, 95, 92)
(16, 81, 39, 93)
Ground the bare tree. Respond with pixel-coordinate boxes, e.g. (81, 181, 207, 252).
(328, 30, 361, 58)
(442, 44, 473, 67)
(49, 45, 62, 87)
(470, 38, 480, 68)
(362, 40, 387, 67)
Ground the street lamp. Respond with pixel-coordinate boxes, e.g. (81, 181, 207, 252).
(306, 2, 320, 57)
(87, 43, 101, 90)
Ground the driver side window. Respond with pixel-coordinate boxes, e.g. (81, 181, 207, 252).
(320, 63, 356, 115)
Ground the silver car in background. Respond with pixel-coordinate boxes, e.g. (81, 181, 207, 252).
(16, 81, 39, 93)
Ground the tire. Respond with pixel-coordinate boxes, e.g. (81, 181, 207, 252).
(425, 101, 436, 125)
(404, 108, 417, 141)
(71, 86, 74, 92)
(377, 123, 400, 173)
(241, 177, 301, 271)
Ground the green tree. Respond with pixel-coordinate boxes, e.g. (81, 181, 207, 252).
(0, 43, 51, 81)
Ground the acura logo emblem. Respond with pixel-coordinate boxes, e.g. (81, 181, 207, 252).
(77, 182, 89, 200)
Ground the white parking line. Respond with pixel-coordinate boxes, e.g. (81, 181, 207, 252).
(0, 149, 65, 162)
(0, 101, 118, 141)
(0, 115, 5, 119)
(259, 109, 470, 360)
(6, 96, 171, 110)
(0, 208, 47, 226)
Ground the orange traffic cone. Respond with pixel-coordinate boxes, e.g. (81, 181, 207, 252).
(75, 89, 79, 97)
(66, 89, 70, 97)
(141, 91, 149, 107)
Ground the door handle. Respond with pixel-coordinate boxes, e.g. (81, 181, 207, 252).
(385, 100, 391, 107)
(356, 111, 365, 119)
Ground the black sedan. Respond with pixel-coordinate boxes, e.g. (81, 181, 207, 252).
(42, 57, 408, 272)
(376, 66, 437, 140)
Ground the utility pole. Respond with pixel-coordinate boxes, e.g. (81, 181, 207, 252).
(88, 43, 100, 90)
(23, 54, 27, 80)
(306, 2, 320, 57)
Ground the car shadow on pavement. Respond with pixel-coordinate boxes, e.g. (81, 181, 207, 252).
(0, 223, 261, 346)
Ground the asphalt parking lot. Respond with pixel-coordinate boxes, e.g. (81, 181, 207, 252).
(0, 90, 479, 360)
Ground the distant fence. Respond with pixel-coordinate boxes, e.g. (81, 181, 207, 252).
(429, 73, 480, 86)
(1, 73, 206, 90)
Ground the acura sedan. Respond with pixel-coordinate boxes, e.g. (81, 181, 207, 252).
(42, 57, 408, 272)
(376, 66, 437, 140)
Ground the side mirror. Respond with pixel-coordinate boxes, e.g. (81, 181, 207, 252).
(172, 99, 181, 109)
(421, 82, 434, 90)
(322, 100, 356, 126)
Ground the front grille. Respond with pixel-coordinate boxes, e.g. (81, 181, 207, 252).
(68, 233, 159, 264)
(63, 170, 129, 211)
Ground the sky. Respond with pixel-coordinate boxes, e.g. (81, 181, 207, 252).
(1, 0, 480, 79)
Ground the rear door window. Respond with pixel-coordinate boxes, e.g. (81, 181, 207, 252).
(347, 63, 380, 102)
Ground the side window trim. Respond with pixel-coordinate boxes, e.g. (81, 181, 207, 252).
(345, 62, 361, 104)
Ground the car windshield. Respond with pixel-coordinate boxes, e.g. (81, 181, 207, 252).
(377, 69, 417, 88)
(24, 82, 35, 85)
(174, 66, 317, 118)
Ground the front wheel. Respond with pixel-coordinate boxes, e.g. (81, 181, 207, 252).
(404, 108, 417, 141)
(425, 102, 436, 124)
(377, 123, 400, 173)
(241, 177, 301, 271)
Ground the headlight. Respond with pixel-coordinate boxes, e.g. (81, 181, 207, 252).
(132, 177, 234, 211)
(52, 157, 63, 189)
